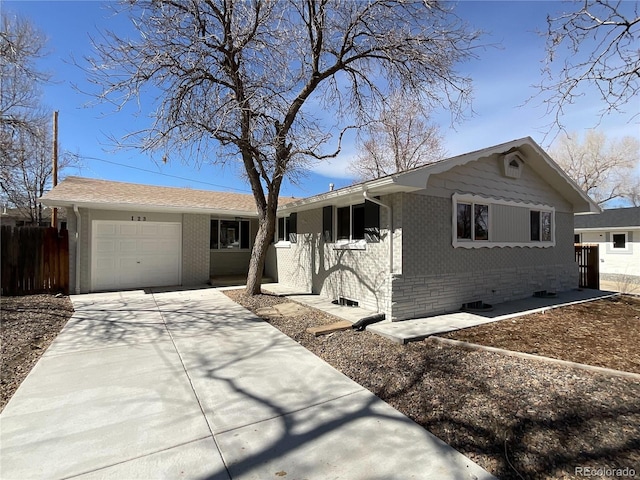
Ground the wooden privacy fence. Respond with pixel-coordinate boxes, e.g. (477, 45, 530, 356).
(575, 244, 599, 290)
(1, 226, 69, 296)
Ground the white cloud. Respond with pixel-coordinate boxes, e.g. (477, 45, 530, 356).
(306, 152, 358, 179)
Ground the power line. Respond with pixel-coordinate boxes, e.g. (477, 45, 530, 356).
(78, 155, 252, 193)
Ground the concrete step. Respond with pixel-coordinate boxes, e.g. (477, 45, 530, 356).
(209, 275, 274, 287)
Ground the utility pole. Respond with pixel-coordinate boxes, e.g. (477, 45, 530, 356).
(51, 110, 58, 228)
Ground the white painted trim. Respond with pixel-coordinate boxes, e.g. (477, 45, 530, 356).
(610, 232, 630, 252)
(334, 239, 367, 250)
(453, 192, 554, 211)
(452, 193, 556, 249)
(575, 226, 640, 232)
(274, 241, 292, 249)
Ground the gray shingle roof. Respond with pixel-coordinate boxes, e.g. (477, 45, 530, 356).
(575, 207, 640, 229)
(41, 176, 295, 215)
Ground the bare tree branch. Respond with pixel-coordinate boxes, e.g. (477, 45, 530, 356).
(349, 93, 446, 181)
(84, 0, 482, 294)
(549, 130, 640, 206)
(534, 0, 639, 134)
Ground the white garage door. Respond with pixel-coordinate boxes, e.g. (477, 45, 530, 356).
(91, 221, 182, 291)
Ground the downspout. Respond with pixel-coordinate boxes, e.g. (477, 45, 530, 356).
(73, 205, 81, 294)
(362, 190, 393, 320)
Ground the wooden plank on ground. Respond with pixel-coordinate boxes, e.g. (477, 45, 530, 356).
(307, 320, 353, 337)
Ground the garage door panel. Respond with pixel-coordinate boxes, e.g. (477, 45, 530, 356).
(138, 240, 177, 255)
(118, 240, 139, 254)
(118, 224, 138, 236)
(140, 224, 162, 236)
(157, 224, 181, 236)
(92, 221, 182, 291)
(95, 239, 116, 253)
(96, 224, 117, 236)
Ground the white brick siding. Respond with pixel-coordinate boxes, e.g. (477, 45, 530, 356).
(391, 193, 577, 320)
(182, 214, 211, 286)
(274, 202, 396, 314)
(275, 190, 578, 320)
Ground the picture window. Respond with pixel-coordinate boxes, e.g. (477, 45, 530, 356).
(210, 219, 250, 249)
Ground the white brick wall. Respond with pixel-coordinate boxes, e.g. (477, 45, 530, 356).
(391, 263, 577, 320)
(181, 214, 211, 286)
(274, 204, 395, 314)
(274, 190, 578, 321)
(391, 193, 578, 320)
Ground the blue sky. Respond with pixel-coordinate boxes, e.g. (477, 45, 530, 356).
(4, 0, 639, 198)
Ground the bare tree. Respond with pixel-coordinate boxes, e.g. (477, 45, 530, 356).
(549, 130, 640, 206)
(625, 184, 640, 207)
(86, 0, 481, 294)
(0, 12, 50, 157)
(1, 116, 48, 223)
(349, 93, 446, 181)
(0, 11, 64, 222)
(538, 0, 639, 131)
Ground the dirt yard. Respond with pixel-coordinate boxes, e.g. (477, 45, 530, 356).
(440, 294, 640, 374)
(226, 289, 640, 480)
(0, 294, 74, 411)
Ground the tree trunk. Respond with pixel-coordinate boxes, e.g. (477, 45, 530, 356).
(245, 204, 277, 295)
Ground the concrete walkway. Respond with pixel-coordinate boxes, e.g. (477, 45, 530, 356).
(368, 288, 617, 344)
(0, 288, 494, 480)
(262, 284, 617, 344)
(262, 282, 377, 323)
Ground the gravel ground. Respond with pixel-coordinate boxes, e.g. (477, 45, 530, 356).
(0, 294, 74, 412)
(225, 289, 640, 480)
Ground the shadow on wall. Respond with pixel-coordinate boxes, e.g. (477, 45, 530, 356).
(294, 231, 389, 314)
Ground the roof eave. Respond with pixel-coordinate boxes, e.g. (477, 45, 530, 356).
(40, 198, 258, 217)
(575, 226, 640, 232)
(277, 176, 422, 213)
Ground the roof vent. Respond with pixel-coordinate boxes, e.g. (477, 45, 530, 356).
(502, 152, 523, 179)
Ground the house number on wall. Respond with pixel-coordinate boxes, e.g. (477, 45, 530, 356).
(131, 216, 147, 221)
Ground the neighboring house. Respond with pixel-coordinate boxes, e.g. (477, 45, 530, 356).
(575, 207, 640, 286)
(40, 177, 295, 294)
(41, 137, 599, 320)
(267, 137, 599, 320)
(1, 205, 67, 228)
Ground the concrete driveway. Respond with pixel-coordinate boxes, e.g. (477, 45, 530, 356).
(0, 288, 495, 480)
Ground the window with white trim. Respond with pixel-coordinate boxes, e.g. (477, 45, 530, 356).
(456, 202, 489, 241)
(276, 213, 297, 243)
(335, 201, 380, 243)
(210, 219, 250, 250)
(452, 193, 555, 248)
(612, 233, 626, 249)
(530, 210, 552, 242)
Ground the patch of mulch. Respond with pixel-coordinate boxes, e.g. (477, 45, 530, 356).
(439, 295, 640, 374)
(225, 289, 640, 480)
(1, 294, 74, 412)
